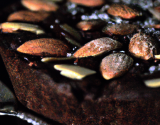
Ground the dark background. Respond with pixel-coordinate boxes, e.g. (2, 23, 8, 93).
(1, 0, 20, 8)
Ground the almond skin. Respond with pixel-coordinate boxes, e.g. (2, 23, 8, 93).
(7, 10, 50, 22)
(149, 24, 160, 29)
(129, 33, 158, 60)
(21, 0, 59, 11)
(102, 23, 138, 36)
(73, 37, 122, 58)
(17, 38, 71, 57)
(107, 4, 140, 19)
(69, 0, 105, 7)
(77, 20, 106, 31)
(100, 53, 133, 80)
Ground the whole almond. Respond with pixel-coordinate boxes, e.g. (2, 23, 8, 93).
(107, 4, 140, 19)
(69, 0, 105, 7)
(17, 38, 71, 57)
(7, 10, 50, 22)
(21, 0, 59, 11)
(73, 37, 122, 58)
(76, 20, 106, 31)
(102, 23, 138, 36)
(148, 24, 160, 29)
(100, 53, 133, 80)
(129, 33, 158, 60)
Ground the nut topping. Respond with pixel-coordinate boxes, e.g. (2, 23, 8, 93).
(76, 20, 106, 31)
(0, 22, 45, 35)
(54, 64, 96, 80)
(74, 37, 122, 58)
(41, 56, 75, 62)
(129, 33, 158, 60)
(144, 78, 160, 88)
(100, 53, 133, 80)
(102, 23, 138, 36)
(107, 4, 141, 19)
(150, 24, 160, 29)
(2, 1, 160, 125)
(17, 38, 71, 57)
(69, 0, 105, 7)
(60, 24, 82, 41)
(7, 10, 51, 22)
(155, 55, 160, 59)
(64, 37, 82, 48)
(21, 0, 59, 11)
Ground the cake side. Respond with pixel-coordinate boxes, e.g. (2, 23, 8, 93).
(0, 46, 81, 124)
(1, 43, 160, 124)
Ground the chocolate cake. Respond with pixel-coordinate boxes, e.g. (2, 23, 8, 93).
(1, 0, 160, 124)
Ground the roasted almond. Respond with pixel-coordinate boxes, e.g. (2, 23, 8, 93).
(0, 22, 45, 35)
(73, 37, 122, 58)
(17, 38, 71, 57)
(149, 24, 160, 29)
(69, 0, 105, 7)
(76, 20, 106, 31)
(100, 53, 133, 80)
(146, 24, 160, 29)
(7, 10, 51, 22)
(102, 23, 138, 36)
(21, 0, 59, 11)
(129, 33, 158, 60)
(107, 4, 141, 19)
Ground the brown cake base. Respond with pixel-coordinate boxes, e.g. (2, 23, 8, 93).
(1, 43, 160, 125)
